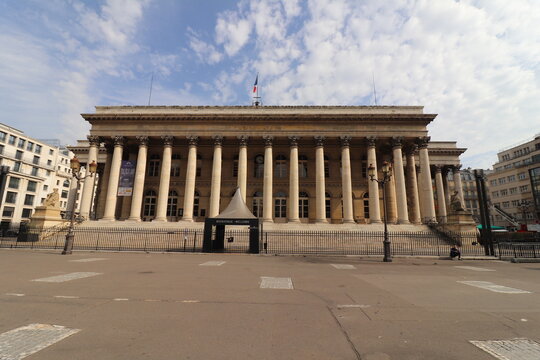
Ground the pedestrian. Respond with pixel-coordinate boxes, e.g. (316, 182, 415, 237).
(450, 245, 461, 260)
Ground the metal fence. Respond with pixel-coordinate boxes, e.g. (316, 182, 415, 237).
(0, 226, 489, 257)
(498, 242, 540, 259)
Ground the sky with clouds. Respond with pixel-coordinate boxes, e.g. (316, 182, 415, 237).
(0, 0, 539, 169)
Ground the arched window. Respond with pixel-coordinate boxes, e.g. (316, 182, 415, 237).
(325, 192, 332, 219)
(275, 155, 287, 178)
(299, 191, 309, 218)
(324, 155, 330, 178)
(363, 193, 369, 219)
(148, 154, 160, 177)
(274, 191, 287, 218)
(299, 155, 308, 178)
(252, 191, 263, 218)
(233, 154, 239, 177)
(193, 190, 200, 217)
(167, 190, 178, 218)
(171, 154, 181, 177)
(254, 155, 264, 178)
(196, 155, 202, 177)
(143, 190, 157, 218)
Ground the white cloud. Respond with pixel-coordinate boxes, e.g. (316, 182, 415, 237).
(206, 0, 540, 168)
(188, 29, 223, 64)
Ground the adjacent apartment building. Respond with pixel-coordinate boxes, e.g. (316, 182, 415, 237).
(487, 133, 540, 227)
(0, 123, 75, 228)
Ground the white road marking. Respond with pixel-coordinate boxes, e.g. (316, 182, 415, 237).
(32, 272, 102, 283)
(0, 323, 80, 360)
(54, 296, 79, 299)
(180, 300, 200, 303)
(5, 293, 25, 297)
(260, 277, 294, 289)
(69, 258, 107, 263)
(458, 281, 531, 294)
(337, 304, 371, 309)
(330, 264, 356, 269)
(470, 338, 540, 359)
(144, 299, 160, 302)
(113, 298, 129, 301)
(454, 266, 495, 272)
(199, 261, 226, 266)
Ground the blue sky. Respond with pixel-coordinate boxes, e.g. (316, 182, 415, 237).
(1, 0, 539, 169)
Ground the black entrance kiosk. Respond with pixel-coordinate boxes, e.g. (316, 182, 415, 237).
(203, 189, 260, 254)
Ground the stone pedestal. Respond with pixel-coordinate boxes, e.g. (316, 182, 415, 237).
(28, 206, 66, 230)
(445, 210, 476, 233)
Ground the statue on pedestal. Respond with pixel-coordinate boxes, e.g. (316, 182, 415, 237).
(43, 189, 60, 208)
(450, 191, 465, 212)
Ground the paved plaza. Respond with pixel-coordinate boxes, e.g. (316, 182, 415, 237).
(1, 249, 540, 359)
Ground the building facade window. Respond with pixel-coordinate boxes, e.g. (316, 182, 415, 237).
(170, 162, 181, 177)
(2, 207, 14, 217)
(299, 191, 309, 218)
(31, 167, 38, 176)
(8, 177, 20, 189)
(32, 156, 40, 165)
(24, 194, 34, 206)
(15, 150, 23, 160)
(17, 138, 25, 149)
(61, 190, 68, 199)
(508, 175, 516, 182)
(8, 135, 16, 145)
(324, 155, 330, 178)
(492, 191, 499, 198)
(143, 190, 157, 218)
(275, 155, 287, 178)
(5, 191, 17, 204)
(518, 172, 526, 180)
(22, 208, 32, 218)
(193, 191, 200, 217)
(520, 185, 529, 192)
(509, 187, 517, 194)
(274, 191, 287, 218)
(498, 178, 506, 185)
(26, 142, 34, 151)
(0, 145, 3, 155)
(49, 149, 54, 155)
(232, 155, 238, 177)
(27, 181, 37, 192)
(325, 192, 331, 218)
(196, 155, 202, 177)
(364, 193, 370, 219)
(35, 144, 42, 154)
(299, 155, 308, 178)
(167, 190, 178, 218)
(500, 189, 508, 196)
(254, 155, 264, 178)
(148, 154, 160, 176)
(0, 131, 6, 142)
(13, 162, 21, 172)
(252, 191, 263, 217)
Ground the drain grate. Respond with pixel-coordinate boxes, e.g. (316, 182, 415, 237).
(470, 338, 540, 359)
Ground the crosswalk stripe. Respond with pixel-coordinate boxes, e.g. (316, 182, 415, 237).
(32, 272, 102, 283)
(458, 281, 530, 294)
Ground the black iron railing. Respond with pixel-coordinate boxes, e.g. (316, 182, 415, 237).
(0, 226, 488, 257)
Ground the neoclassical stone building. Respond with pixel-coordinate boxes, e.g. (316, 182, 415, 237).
(71, 106, 467, 226)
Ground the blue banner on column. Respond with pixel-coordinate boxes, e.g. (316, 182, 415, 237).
(118, 160, 136, 196)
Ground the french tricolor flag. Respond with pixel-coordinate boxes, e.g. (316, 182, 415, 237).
(253, 74, 258, 94)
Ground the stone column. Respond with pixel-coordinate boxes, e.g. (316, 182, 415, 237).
(209, 136, 223, 218)
(65, 176, 79, 220)
(340, 136, 354, 223)
(443, 168, 451, 210)
(182, 136, 198, 222)
(79, 135, 100, 219)
(385, 164, 398, 223)
(128, 136, 148, 221)
(101, 136, 124, 221)
(314, 136, 327, 223)
(366, 137, 382, 223)
(391, 137, 409, 224)
(288, 136, 300, 223)
(95, 149, 112, 219)
(434, 165, 447, 223)
(405, 146, 421, 224)
(154, 136, 173, 222)
(237, 136, 248, 203)
(452, 165, 465, 208)
(416, 136, 437, 223)
(262, 136, 274, 223)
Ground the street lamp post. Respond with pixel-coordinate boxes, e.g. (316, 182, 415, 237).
(62, 156, 97, 255)
(368, 161, 392, 262)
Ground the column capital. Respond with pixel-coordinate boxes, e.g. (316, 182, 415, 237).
(434, 165, 442, 173)
(366, 136, 377, 148)
(390, 136, 403, 149)
(314, 136, 325, 147)
(288, 136, 300, 147)
(263, 135, 273, 147)
(238, 135, 249, 146)
(404, 143, 418, 156)
(340, 135, 351, 147)
(112, 136, 124, 146)
(161, 135, 174, 146)
(135, 135, 149, 146)
(87, 135, 101, 147)
(453, 164, 462, 172)
(213, 135, 224, 146)
(415, 136, 431, 149)
(187, 136, 199, 146)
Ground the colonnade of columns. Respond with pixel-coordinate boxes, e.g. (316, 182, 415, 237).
(80, 134, 465, 224)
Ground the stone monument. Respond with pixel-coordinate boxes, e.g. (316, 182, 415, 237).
(444, 191, 476, 233)
(28, 189, 66, 229)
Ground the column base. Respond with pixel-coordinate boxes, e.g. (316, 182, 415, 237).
(126, 218, 142, 222)
(180, 218, 194, 222)
(287, 219, 301, 223)
(315, 219, 328, 224)
(342, 219, 355, 224)
(152, 218, 167, 222)
(397, 219, 410, 224)
(369, 219, 382, 224)
(263, 219, 274, 223)
(99, 217, 116, 222)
